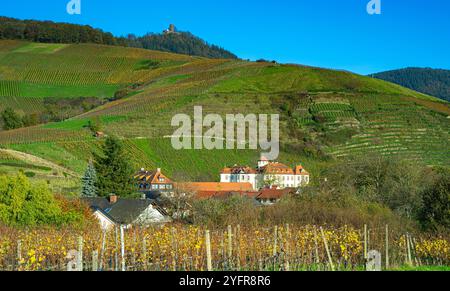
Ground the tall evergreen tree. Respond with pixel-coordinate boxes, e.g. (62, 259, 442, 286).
(81, 161, 98, 198)
(93, 136, 134, 197)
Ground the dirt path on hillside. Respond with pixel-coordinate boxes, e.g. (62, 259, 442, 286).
(0, 149, 80, 178)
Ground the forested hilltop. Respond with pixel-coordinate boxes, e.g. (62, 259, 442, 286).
(125, 32, 237, 59)
(373, 67, 450, 102)
(0, 16, 237, 59)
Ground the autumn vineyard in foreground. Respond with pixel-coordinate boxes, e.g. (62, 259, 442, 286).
(0, 224, 448, 271)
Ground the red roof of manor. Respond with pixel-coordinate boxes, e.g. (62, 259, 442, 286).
(221, 166, 257, 175)
(176, 182, 254, 193)
(134, 169, 173, 185)
(196, 190, 259, 200)
(295, 165, 310, 176)
(222, 162, 310, 176)
(260, 162, 294, 175)
(256, 187, 294, 200)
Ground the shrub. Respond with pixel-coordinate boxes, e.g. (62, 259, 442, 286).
(24, 171, 36, 178)
(1, 107, 23, 130)
(0, 173, 85, 227)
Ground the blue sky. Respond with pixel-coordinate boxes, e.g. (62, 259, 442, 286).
(1, 0, 449, 75)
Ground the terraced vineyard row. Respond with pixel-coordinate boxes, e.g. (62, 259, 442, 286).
(0, 80, 21, 97)
(0, 127, 90, 145)
(0, 96, 46, 112)
(0, 41, 200, 100)
(1, 56, 137, 85)
(330, 95, 450, 165)
(310, 102, 353, 113)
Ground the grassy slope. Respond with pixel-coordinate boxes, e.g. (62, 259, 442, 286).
(0, 41, 448, 185)
(0, 149, 80, 194)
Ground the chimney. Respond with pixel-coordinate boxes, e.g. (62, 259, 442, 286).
(258, 154, 270, 169)
(109, 194, 118, 204)
(157, 168, 161, 173)
(271, 185, 278, 190)
(140, 168, 145, 172)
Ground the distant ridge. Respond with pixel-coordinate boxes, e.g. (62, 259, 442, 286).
(0, 16, 237, 59)
(372, 67, 450, 102)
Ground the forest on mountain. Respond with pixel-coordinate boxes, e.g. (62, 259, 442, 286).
(0, 16, 237, 59)
(373, 67, 450, 102)
(125, 32, 237, 59)
(0, 16, 117, 45)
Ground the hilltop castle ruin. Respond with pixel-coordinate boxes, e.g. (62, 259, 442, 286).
(163, 24, 179, 35)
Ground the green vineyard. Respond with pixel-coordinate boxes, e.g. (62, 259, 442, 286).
(0, 40, 448, 183)
(0, 41, 195, 99)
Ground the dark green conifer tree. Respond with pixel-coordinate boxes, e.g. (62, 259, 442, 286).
(93, 136, 134, 197)
(81, 161, 98, 198)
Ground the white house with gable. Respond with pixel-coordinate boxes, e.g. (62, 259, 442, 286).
(220, 156, 310, 190)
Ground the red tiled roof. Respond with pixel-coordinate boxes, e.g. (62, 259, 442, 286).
(221, 166, 257, 174)
(176, 182, 254, 193)
(135, 170, 173, 185)
(295, 165, 310, 176)
(256, 187, 293, 200)
(260, 162, 294, 175)
(221, 162, 310, 176)
(196, 190, 259, 199)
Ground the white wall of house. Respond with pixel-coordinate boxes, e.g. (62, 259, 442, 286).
(134, 205, 171, 225)
(221, 173, 310, 190)
(220, 173, 258, 190)
(265, 174, 308, 188)
(93, 210, 116, 231)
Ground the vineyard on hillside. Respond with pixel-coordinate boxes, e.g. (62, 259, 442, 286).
(0, 40, 449, 182)
(0, 41, 195, 99)
(0, 224, 448, 271)
(331, 94, 450, 166)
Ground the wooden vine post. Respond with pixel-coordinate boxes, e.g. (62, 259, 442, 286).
(237, 225, 241, 271)
(77, 236, 83, 271)
(205, 230, 213, 271)
(114, 227, 119, 271)
(406, 233, 413, 266)
(92, 251, 99, 271)
(142, 236, 148, 271)
(313, 226, 320, 265)
(227, 225, 233, 269)
(285, 223, 290, 271)
(171, 227, 177, 271)
(120, 226, 125, 271)
(17, 240, 22, 270)
(99, 230, 106, 271)
(385, 225, 389, 270)
(320, 227, 335, 271)
(364, 224, 368, 260)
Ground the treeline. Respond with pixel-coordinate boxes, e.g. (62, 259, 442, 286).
(0, 16, 237, 59)
(0, 16, 118, 45)
(373, 67, 450, 102)
(125, 32, 238, 59)
(0, 97, 102, 131)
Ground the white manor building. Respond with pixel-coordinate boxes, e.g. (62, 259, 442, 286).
(220, 156, 310, 190)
